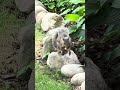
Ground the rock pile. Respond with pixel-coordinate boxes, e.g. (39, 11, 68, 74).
(34, 1, 85, 89)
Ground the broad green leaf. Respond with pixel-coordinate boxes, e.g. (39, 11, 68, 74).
(69, 0, 85, 4)
(104, 30, 120, 42)
(78, 6, 85, 16)
(60, 9, 71, 15)
(100, 0, 107, 6)
(72, 6, 85, 16)
(82, 23, 85, 29)
(110, 45, 120, 61)
(106, 8, 120, 25)
(48, 3, 55, 9)
(65, 14, 80, 21)
(70, 27, 84, 39)
(112, 0, 120, 8)
(104, 25, 115, 36)
(68, 25, 78, 34)
(104, 24, 120, 42)
(86, 0, 100, 16)
(86, 3, 111, 29)
(77, 18, 85, 28)
(28, 60, 34, 69)
(72, 7, 82, 13)
(78, 29, 85, 39)
(102, 51, 112, 62)
(16, 66, 28, 77)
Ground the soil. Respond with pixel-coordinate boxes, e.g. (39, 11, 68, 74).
(35, 39, 43, 60)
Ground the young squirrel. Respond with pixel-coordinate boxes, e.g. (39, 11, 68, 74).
(52, 27, 71, 55)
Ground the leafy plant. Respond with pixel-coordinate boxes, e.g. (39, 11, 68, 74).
(40, 0, 71, 13)
(86, 0, 120, 58)
(63, 0, 85, 54)
(86, 0, 120, 89)
(40, 0, 85, 54)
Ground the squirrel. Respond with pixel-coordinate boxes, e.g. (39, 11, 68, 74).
(52, 27, 71, 55)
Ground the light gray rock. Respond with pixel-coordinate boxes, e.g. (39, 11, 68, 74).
(15, 0, 34, 13)
(47, 52, 64, 69)
(81, 81, 85, 90)
(36, 11, 47, 23)
(71, 73, 85, 86)
(61, 64, 84, 77)
(35, 0, 45, 8)
(62, 50, 80, 65)
(35, 6, 48, 17)
(41, 13, 64, 31)
(85, 58, 110, 90)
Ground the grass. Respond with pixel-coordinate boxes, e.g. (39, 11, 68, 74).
(35, 28, 45, 41)
(35, 24, 72, 90)
(35, 63, 72, 90)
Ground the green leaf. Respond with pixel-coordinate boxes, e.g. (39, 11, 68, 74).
(69, 0, 85, 4)
(112, 0, 120, 8)
(102, 51, 112, 62)
(72, 7, 81, 13)
(104, 25, 115, 36)
(78, 6, 85, 16)
(86, 3, 111, 29)
(48, 3, 55, 9)
(104, 24, 120, 42)
(100, 0, 107, 6)
(110, 45, 120, 61)
(16, 66, 28, 78)
(106, 8, 120, 25)
(68, 25, 78, 34)
(65, 14, 80, 21)
(60, 9, 71, 15)
(103, 44, 120, 61)
(86, 0, 100, 16)
(72, 6, 85, 16)
(104, 30, 120, 42)
(77, 18, 85, 28)
(82, 23, 85, 29)
(28, 60, 34, 69)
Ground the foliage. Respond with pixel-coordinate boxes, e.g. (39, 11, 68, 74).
(86, 0, 120, 89)
(63, 0, 85, 54)
(40, 0, 85, 54)
(86, 0, 120, 61)
(40, 0, 71, 13)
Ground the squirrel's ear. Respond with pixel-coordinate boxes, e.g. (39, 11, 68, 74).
(55, 32, 58, 39)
